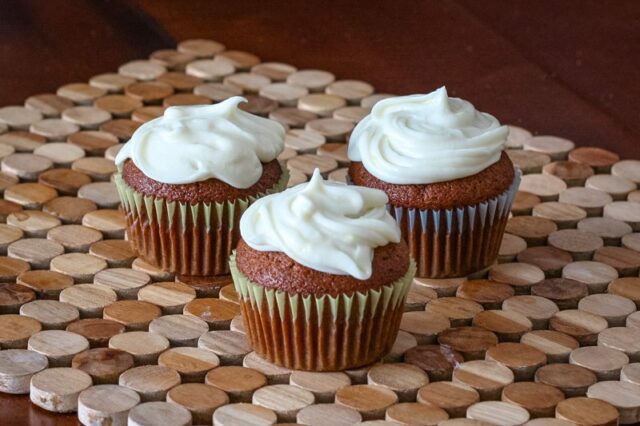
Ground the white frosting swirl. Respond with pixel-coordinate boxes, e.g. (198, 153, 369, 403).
(348, 87, 508, 184)
(115, 97, 285, 188)
(240, 169, 401, 280)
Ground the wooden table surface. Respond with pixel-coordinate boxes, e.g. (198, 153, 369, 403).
(0, 1, 639, 424)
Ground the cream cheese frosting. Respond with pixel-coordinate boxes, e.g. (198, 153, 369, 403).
(115, 96, 285, 188)
(240, 169, 401, 280)
(348, 86, 508, 185)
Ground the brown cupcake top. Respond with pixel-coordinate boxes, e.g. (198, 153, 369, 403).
(348, 151, 515, 210)
(121, 159, 283, 204)
(235, 239, 410, 297)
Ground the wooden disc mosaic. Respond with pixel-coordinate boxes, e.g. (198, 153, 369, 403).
(0, 38, 637, 425)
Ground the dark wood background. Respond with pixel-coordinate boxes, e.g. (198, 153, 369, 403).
(0, 1, 639, 424)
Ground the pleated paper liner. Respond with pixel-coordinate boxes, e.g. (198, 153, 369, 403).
(230, 253, 416, 371)
(393, 170, 521, 279)
(115, 166, 289, 277)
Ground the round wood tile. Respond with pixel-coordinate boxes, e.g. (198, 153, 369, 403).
(50, 252, 108, 282)
(555, 396, 619, 426)
(335, 384, 398, 421)
(562, 260, 618, 294)
(29, 367, 92, 413)
(118, 60, 166, 81)
(82, 209, 126, 239)
(485, 342, 547, 381)
(612, 160, 640, 184)
(296, 403, 362, 426)
(72, 347, 134, 384)
(466, 401, 530, 425)
(287, 70, 335, 91)
(403, 345, 465, 382)
(542, 161, 593, 186)
(417, 381, 480, 418)
(473, 310, 533, 342)
(167, 382, 229, 424)
(25, 94, 74, 118)
(549, 309, 608, 346)
(5, 182, 58, 208)
(366, 362, 429, 402)
(0, 314, 42, 349)
(243, 351, 293, 384)
(66, 318, 125, 348)
(593, 246, 640, 276)
(586, 174, 637, 200)
(289, 370, 351, 403)
(20, 299, 79, 330)
(138, 281, 196, 314)
(77, 384, 140, 426)
(17, 270, 73, 299)
(212, 402, 277, 426)
(425, 297, 483, 327)
(438, 327, 499, 360)
(501, 382, 566, 417)
(118, 365, 181, 402)
(400, 311, 450, 344)
(578, 217, 632, 245)
(531, 278, 588, 309)
(452, 360, 515, 400)
(184, 297, 240, 329)
(416, 278, 468, 301)
(519, 174, 567, 201)
(456, 280, 515, 309)
(489, 263, 545, 295)
(47, 224, 102, 252)
(149, 314, 208, 347)
(2, 153, 53, 181)
(520, 330, 580, 363)
(502, 295, 559, 330)
(535, 362, 596, 398)
(199, 331, 251, 365)
(0, 282, 35, 313)
(205, 366, 267, 403)
(0, 349, 48, 394)
(385, 402, 449, 425)
(570, 346, 629, 380)
(59, 283, 117, 317)
(128, 401, 192, 426)
(499, 234, 528, 263)
(252, 384, 315, 422)
(505, 216, 557, 246)
(523, 136, 575, 160)
(27, 329, 89, 367)
(7, 237, 64, 269)
(89, 72, 136, 93)
(158, 346, 220, 383)
(93, 267, 150, 299)
(578, 293, 636, 326)
(559, 187, 612, 216)
(57, 83, 106, 105)
(569, 147, 620, 172)
(597, 327, 640, 362)
(103, 300, 162, 331)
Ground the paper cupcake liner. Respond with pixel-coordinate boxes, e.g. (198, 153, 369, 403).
(115, 167, 288, 277)
(392, 170, 521, 278)
(230, 253, 416, 371)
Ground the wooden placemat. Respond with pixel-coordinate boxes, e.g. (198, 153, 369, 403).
(0, 38, 639, 425)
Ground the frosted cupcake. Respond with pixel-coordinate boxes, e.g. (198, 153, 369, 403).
(348, 87, 520, 278)
(115, 97, 288, 278)
(231, 169, 415, 371)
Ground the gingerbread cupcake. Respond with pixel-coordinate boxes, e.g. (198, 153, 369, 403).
(231, 169, 415, 371)
(115, 97, 288, 278)
(348, 87, 520, 278)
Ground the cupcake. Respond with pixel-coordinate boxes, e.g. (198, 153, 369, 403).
(231, 169, 415, 371)
(348, 87, 520, 278)
(115, 97, 288, 278)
